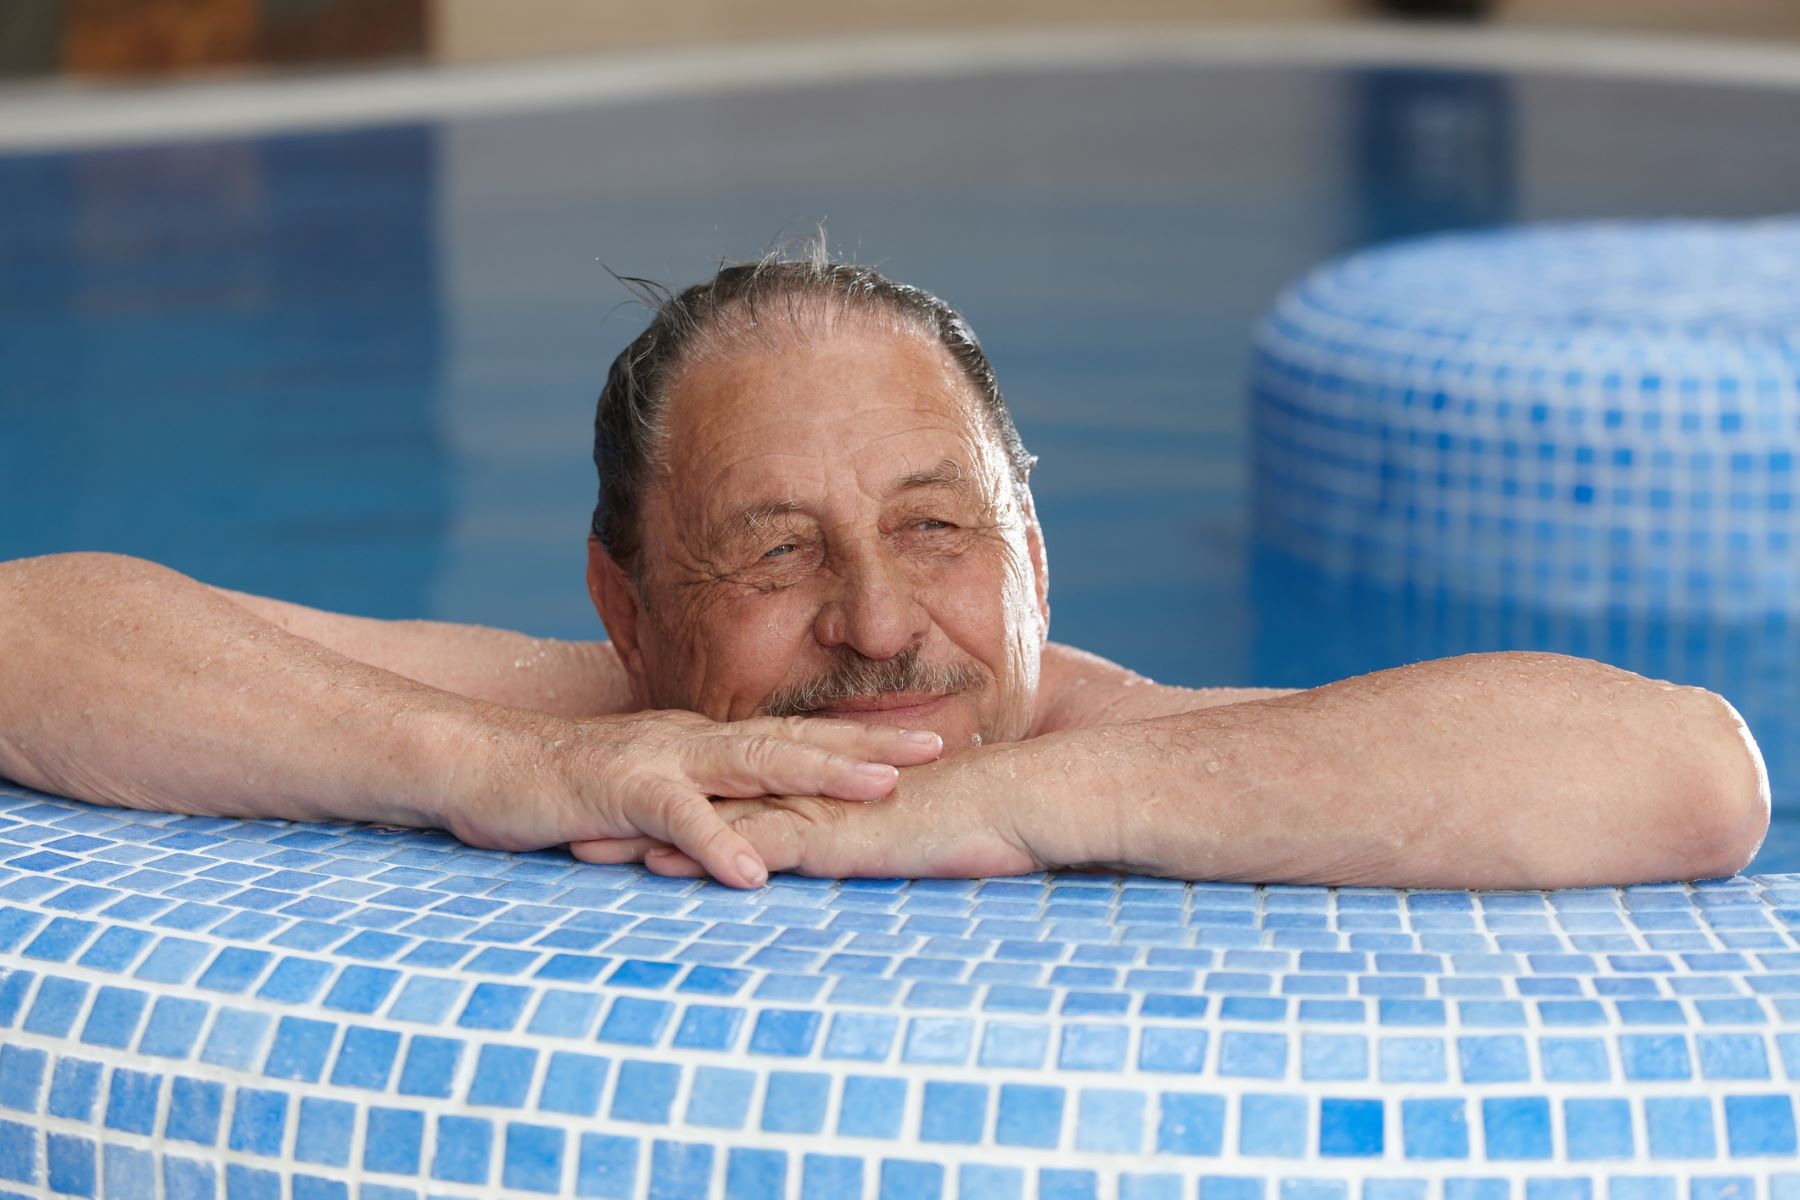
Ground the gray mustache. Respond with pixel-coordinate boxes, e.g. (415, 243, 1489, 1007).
(761, 646, 986, 717)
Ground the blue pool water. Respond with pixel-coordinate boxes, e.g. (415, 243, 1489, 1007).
(1, 60, 1797, 869)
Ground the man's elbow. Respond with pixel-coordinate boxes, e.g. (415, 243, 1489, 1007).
(1668, 687, 1771, 881)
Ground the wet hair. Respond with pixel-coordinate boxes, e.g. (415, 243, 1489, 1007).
(590, 244, 1035, 574)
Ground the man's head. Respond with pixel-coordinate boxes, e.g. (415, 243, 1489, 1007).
(586, 248, 1048, 749)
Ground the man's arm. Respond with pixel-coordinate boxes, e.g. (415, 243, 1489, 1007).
(0, 552, 941, 887)
(209, 588, 633, 719)
(623, 651, 1771, 889)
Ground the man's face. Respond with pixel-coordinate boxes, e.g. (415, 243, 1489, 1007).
(591, 320, 1048, 750)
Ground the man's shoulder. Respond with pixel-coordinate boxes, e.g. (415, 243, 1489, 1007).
(1032, 643, 1293, 735)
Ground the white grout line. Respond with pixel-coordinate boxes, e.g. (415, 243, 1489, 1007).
(0, 22, 1799, 154)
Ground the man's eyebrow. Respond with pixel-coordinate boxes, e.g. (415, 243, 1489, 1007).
(714, 498, 805, 542)
(893, 458, 975, 493)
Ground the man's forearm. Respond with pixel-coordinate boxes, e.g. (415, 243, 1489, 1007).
(1006, 652, 1769, 888)
(214, 587, 631, 718)
(0, 552, 538, 828)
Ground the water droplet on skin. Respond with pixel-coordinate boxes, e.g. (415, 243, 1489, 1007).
(1206, 760, 1221, 774)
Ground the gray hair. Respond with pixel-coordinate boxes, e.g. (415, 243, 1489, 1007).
(590, 246, 1035, 573)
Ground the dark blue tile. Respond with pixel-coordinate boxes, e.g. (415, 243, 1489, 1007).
(165, 1077, 223, 1145)
(458, 983, 530, 1031)
(502, 1122, 563, 1194)
(1320, 1098, 1384, 1157)
(78, 987, 148, 1049)
(328, 1027, 399, 1091)
(228, 1089, 288, 1157)
(46, 1133, 95, 1198)
(0, 1046, 45, 1113)
(1723, 1094, 1797, 1156)
(47, 1057, 102, 1121)
(101, 1068, 160, 1136)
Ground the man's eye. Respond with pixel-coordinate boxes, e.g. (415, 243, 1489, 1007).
(762, 543, 797, 559)
(913, 519, 951, 532)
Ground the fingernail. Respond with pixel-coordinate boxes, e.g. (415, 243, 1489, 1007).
(857, 762, 900, 781)
(900, 729, 941, 746)
(736, 853, 767, 887)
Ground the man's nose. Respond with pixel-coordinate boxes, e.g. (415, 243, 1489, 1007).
(814, 547, 928, 660)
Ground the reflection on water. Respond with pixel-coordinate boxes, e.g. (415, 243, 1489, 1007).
(1346, 68, 1515, 246)
(1248, 544, 1799, 873)
(0, 126, 447, 618)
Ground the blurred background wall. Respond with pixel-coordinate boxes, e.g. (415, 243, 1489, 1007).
(2, 0, 1797, 80)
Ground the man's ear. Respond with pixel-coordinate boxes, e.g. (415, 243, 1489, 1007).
(1019, 485, 1051, 642)
(587, 537, 650, 700)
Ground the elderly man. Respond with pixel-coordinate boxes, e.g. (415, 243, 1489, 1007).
(0, 255, 1771, 891)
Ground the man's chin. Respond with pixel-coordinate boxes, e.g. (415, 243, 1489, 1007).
(806, 693, 989, 749)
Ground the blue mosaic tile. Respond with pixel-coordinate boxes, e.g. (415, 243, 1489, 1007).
(2, 787, 1798, 1196)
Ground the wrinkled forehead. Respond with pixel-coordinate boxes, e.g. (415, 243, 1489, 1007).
(653, 320, 1014, 531)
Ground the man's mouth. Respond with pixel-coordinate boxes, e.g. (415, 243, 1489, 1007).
(810, 691, 957, 720)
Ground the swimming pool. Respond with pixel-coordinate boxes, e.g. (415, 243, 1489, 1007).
(3, 28, 1800, 1200)
(2, 33, 1794, 870)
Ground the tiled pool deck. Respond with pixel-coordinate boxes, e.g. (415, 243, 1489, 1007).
(1, 784, 1796, 1198)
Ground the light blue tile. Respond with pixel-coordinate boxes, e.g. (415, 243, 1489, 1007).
(839, 1075, 906, 1140)
(1240, 1093, 1306, 1157)
(611, 1059, 680, 1125)
(1157, 1092, 1226, 1155)
(761, 1071, 829, 1135)
(1402, 1098, 1468, 1159)
(1076, 1088, 1145, 1153)
(1645, 1097, 1717, 1159)
(537, 1050, 609, 1117)
(919, 1081, 986, 1145)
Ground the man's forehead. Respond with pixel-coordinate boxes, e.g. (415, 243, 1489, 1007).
(705, 454, 989, 538)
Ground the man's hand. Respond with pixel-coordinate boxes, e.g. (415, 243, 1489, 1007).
(572, 744, 1096, 882)
(455, 711, 944, 888)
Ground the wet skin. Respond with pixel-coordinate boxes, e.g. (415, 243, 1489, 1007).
(588, 320, 1051, 752)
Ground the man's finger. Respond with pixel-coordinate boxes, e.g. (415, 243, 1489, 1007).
(650, 791, 768, 889)
(643, 846, 708, 877)
(691, 735, 903, 803)
(570, 836, 664, 865)
(737, 716, 944, 766)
